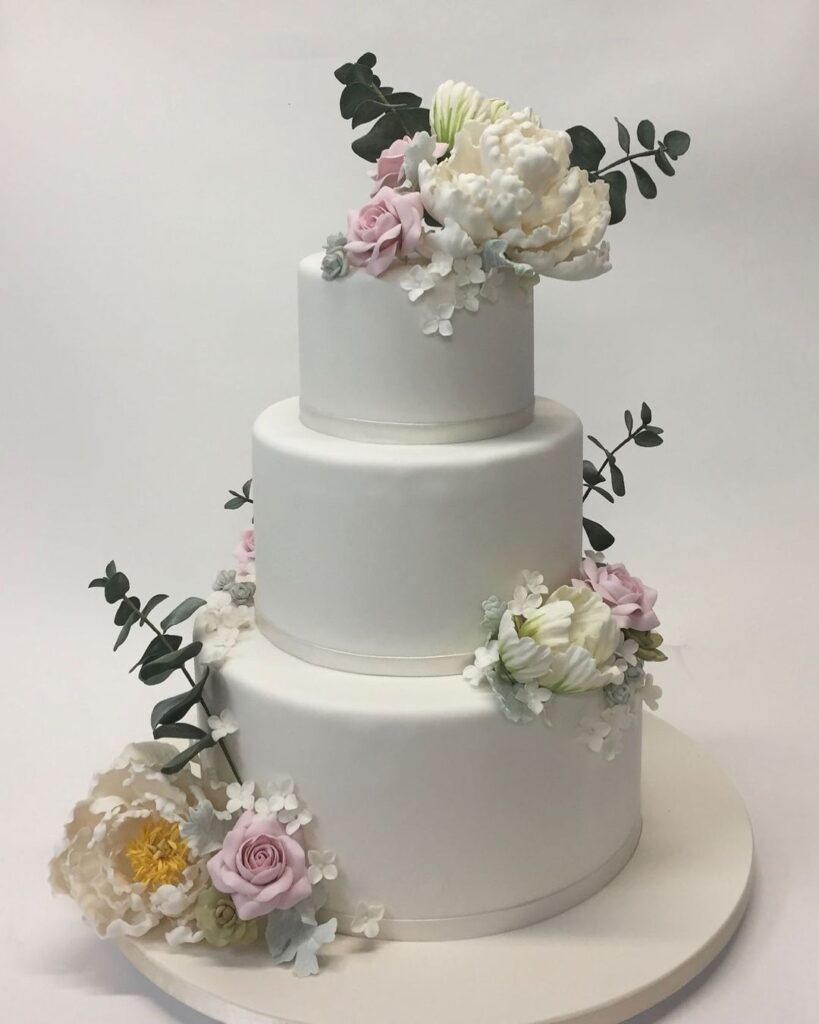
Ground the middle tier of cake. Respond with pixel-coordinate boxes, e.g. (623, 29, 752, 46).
(253, 396, 581, 676)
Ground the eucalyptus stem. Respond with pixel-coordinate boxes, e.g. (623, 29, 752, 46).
(582, 426, 645, 502)
(122, 595, 243, 784)
(591, 148, 663, 180)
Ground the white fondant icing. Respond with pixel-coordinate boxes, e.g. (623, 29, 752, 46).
(197, 628, 642, 941)
(298, 254, 534, 443)
(252, 397, 582, 674)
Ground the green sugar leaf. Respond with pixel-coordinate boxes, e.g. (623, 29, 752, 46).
(567, 125, 606, 173)
(160, 597, 207, 632)
(636, 119, 655, 149)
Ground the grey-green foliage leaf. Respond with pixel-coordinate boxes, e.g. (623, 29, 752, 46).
(481, 238, 538, 279)
(583, 517, 615, 552)
(88, 577, 107, 589)
(105, 560, 117, 578)
(141, 594, 168, 622)
(114, 596, 139, 626)
(624, 409, 634, 433)
(610, 461, 626, 497)
(104, 572, 129, 604)
(634, 431, 663, 447)
(131, 633, 182, 673)
(224, 495, 245, 510)
(591, 484, 615, 504)
(113, 609, 141, 651)
(153, 721, 208, 741)
(241, 479, 252, 499)
(487, 665, 535, 724)
(160, 597, 206, 632)
(615, 117, 630, 154)
(587, 434, 609, 454)
(180, 799, 231, 857)
(632, 162, 657, 199)
(139, 641, 202, 686)
(663, 130, 690, 158)
(160, 735, 216, 775)
(567, 125, 606, 173)
(150, 669, 209, 730)
(641, 402, 652, 425)
(637, 119, 655, 148)
(603, 170, 627, 225)
(655, 149, 675, 176)
(582, 460, 606, 486)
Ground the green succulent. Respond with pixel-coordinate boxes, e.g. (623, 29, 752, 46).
(195, 886, 258, 948)
(623, 628, 668, 663)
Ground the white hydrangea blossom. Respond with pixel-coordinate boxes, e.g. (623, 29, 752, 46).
(401, 264, 436, 302)
(462, 641, 499, 687)
(198, 590, 254, 667)
(225, 780, 256, 814)
(350, 901, 385, 940)
(207, 708, 239, 742)
(254, 776, 299, 817)
(507, 584, 543, 619)
(307, 849, 339, 885)
(421, 302, 455, 337)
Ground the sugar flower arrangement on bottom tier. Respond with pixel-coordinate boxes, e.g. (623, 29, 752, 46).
(50, 506, 384, 977)
(464, 556, 665, 760)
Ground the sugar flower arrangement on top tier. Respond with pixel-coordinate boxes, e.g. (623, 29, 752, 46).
(322, 52, 691, 336)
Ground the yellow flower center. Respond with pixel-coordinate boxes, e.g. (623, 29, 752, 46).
(125, 819, 189, 890)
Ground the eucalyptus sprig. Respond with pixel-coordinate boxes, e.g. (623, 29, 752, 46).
(568, 119, 690, 224)
(582, 402, 665, 552)
(335, 52, 430, 162)
(88, 561, 242, 781)
(224, 479, 252, 511)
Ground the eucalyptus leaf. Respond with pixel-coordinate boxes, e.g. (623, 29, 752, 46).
(160, 735, 216, 776)
(131, 633, 182, 673)
(150, 669, 209, 730)
(115, 596, 139, 627)
(139, 641, 202, 686)
(567, 125, 606, 173)
(153, 721, 208, 741)
(641, 402, 653, 425)
(105, 560, 117, 578)
(241, 479, 252, 499)
(636, 119, 655, 148)
(654, 149, 675, 176)
(351, 111, 405, 162)
(634, 431, 663, 447)
(141, 594, 168, 622)
(663, 130, 690, 158)
(88, 577, 107, 589)
(602, 170, 627, 225)
(113, 610, 140, 651)
(591, 484, 615, 503)
(632, 162, 658, 199)
(643, 424, 664, 434)
(587, 434, 609, 454)
(583, 517, 615, 552)
(104, 572, 130, 604)
(610, 462, 626, 497)
(160, 597, 206, 632)
(582, 460, 606, 486)
(624, 409, 634, 433)
(615, 117, 630, 154)
(224, 496, 245, 510)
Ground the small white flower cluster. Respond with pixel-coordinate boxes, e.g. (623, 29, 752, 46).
(199, 589, 254, 667)
(350, 901, 385, 939)
(464, 569, 663, 758)
(225, 777, 314, 836)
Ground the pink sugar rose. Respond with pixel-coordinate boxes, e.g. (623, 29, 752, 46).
(370, 136, 413, 194)
(207, 811, 312, 921)
(573, 557, 660, 632)
(345, 186, 424, 277)
(234, 526, 255, 567)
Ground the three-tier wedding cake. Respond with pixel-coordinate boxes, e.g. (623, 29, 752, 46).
(52, 57, 686, 974)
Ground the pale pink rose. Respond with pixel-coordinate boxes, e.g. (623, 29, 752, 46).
(207, 811, 312, 920)
(573, 557, 660, 632)
(370, 136, 412, 194)
(234, 526, 255, 569)
(345, 187, 424, 277)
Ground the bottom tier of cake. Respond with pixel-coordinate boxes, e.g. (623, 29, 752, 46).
(198, 627, 642, 941)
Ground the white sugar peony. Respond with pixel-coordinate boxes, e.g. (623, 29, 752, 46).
(419, 110, 611, 280)
(49, 743, 226, 941)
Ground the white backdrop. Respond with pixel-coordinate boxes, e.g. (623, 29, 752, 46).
(2, 1, 818, 1020)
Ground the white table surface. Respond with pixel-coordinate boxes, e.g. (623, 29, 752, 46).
(2, 1, 817, 1021)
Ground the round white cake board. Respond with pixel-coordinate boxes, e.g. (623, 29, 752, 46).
(117, 716, 753, 1024)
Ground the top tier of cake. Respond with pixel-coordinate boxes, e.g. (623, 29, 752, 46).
(298, 255, 535, 444)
